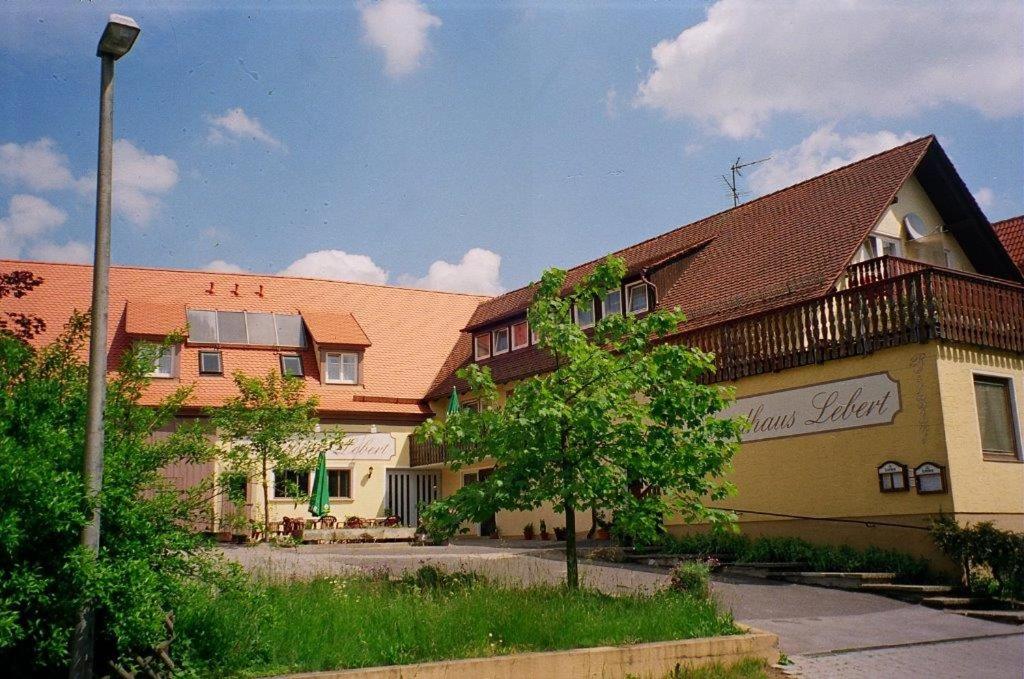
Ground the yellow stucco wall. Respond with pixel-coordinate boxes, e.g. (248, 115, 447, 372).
(868, 175, 975, 271)
(698, 344, 954, 526)
(221, 421, 422, 527)
(935, 344, 1024, 530)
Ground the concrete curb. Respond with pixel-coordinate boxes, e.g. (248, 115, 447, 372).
(262, 625, 778, 679)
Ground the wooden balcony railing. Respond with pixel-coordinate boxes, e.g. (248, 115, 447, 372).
(410, 439, 447, 467)
(845, 255, 929, 287)
(678, 266, 1024, 383)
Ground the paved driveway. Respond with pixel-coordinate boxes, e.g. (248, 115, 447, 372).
(222, 541, 1023, 678)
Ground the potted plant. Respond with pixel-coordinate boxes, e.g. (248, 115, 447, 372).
(523, 522, 536, 540)
(539, 520, 550, 541)
(554, 526, 567, 541)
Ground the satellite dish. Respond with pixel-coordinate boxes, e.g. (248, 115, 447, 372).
(903, 213, 928, 240)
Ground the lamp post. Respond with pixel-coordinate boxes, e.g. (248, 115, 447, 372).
(69, 15, 140, 679)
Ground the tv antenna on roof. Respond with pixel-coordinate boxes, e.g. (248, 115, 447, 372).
(721, 156, 771, 207)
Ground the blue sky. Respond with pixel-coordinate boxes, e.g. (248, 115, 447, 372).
(1, 1, 1022, 294)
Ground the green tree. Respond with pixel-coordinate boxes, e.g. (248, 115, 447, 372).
(209, 371, 341, 541)
(419, 257, 743, 588)
(0, 312, 229, 675)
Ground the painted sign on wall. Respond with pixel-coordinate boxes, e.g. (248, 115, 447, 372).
(722, 373, 901, 442)
(325, 433, 396, 460)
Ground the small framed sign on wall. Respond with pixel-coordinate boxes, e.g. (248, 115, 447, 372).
(877, 461, 909, 493)
(913, 462, 947, 494)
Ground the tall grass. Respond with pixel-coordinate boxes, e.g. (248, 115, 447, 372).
(177, 568, 737, 677)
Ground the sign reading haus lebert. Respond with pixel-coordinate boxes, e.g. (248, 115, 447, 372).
(325, 432, 397, 460)
(722, 373, 901, 442)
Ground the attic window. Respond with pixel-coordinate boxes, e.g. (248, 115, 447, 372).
(602, 289, 623, 316)
(511, 321, 529, 350)
(493, 327, 510, 355)
(626, 282, 650, 314)
(474, 333, 491, 360)
(574, 298, 596, 329)
(186, 310, 307, 348)
(198, 350, 223, 375)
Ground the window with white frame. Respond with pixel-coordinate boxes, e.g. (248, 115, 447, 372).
(867, 234, 903, 259)
(323, 351, 358, 384)
(147, 344, 178, 378)
(602, 289, 623, 317)
(493, 327, 510, 355)
(511, 321, 529, 350)
(973, 375, 1020, 458)
(574, 298, 596, 328)
(626, 282, 650, 314)
(474, 333, 491, 360)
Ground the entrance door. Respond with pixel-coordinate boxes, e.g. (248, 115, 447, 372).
(476, 468, 497, 536)
(385, 469, 439, 527)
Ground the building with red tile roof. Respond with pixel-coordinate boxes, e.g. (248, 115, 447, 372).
(3, 135, 1021, 560)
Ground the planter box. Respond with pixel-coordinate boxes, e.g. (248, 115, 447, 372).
(302, 527, 417, 543)
(261, 625, 777, 679)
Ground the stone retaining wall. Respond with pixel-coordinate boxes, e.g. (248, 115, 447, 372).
(264, 626, 778, 679)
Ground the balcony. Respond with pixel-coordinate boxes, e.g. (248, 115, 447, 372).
(410, 439, 447, 467)
(678, 258, 1024, 383)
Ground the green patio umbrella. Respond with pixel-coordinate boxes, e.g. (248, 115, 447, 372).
(308, 450, 331, 517)
(447, 387, 460, 416)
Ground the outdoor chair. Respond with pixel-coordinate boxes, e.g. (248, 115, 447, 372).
(321, 515, 337, 529)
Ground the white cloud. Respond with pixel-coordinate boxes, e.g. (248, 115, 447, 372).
(401, 248, 503, 295)
(28, 240, 91, 264)
(359, 0, 442, 77)
(279, 249, 389, 284)
(747, 125, 917, 196)
(0, 194, 68, 258)
(636, 0, 1024, 138)
(204, 259, 248, 273)
(206, 108, 284, 149)
(973, 187, 996, 210)
(77, 140, 179, 225)
(0, 138, 76, 190)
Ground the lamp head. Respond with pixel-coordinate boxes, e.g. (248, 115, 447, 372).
(97, 14, 140, 60)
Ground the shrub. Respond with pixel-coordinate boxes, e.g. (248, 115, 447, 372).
(930, 517, 1023, 598)
(655, 531, 929, 581)
(670, 562, 711, 599)
(0, 314, 238, 675)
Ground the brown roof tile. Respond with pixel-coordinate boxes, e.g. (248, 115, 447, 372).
(427, 136, 936, 399)
(994, 215, 1024, 275)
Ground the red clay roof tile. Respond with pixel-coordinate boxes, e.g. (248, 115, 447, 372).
(994, 215, 1024, 275)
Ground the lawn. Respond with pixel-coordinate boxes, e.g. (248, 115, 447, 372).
(177, 567, 740, 677)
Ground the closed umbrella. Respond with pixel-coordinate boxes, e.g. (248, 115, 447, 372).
(447, 387, 460, 416)
(308, 450, 331, 518)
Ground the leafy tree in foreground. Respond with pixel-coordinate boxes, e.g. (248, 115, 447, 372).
(210, 371, 342, 540)
(0, 313, 229, 676)
(0, 269, 46, 340)
(419, 256, 743, 588)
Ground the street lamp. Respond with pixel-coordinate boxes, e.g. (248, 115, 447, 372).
(69, 14, 140, 679)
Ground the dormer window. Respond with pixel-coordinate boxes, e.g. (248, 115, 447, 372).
(574, 298, 596, 329)
(147, 344, 179, 379)
(626, 282, 650, 314)
(493, 327, 510, 355)
(602, 289, 623, 317)
(511, 321, 529, 350)
(323, 351, 358, 384)
(474, 333, 491, 360)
